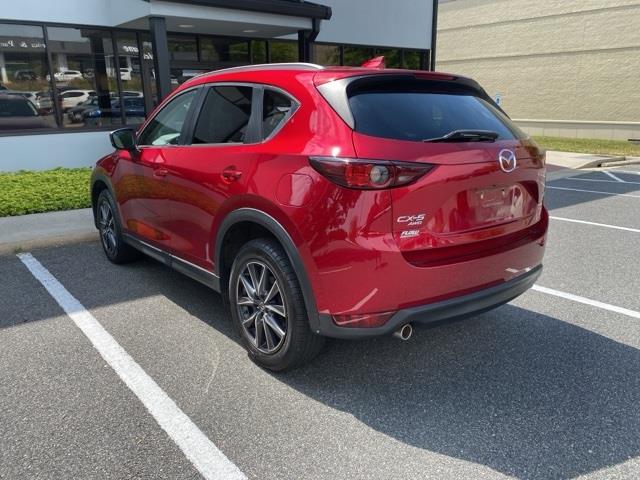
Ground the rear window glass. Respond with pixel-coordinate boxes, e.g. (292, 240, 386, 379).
(0, 97, 37, 117)
(348, 82, 522, 142)
(262, 89, 294, 139)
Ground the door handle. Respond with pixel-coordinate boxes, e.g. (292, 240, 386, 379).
(153, 168, 169, 178)
(222, 166, 242, 182)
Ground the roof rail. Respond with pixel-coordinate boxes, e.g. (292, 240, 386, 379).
(207, 63, 325, 75)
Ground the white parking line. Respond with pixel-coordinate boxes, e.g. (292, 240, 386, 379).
(609, 170, 640, 176)
(555, 177, 640, 186)
(546, 186, 640, 198)
(603, 171, 625, 182)
(532, 285, 640, 320)
(17, 253, 246, 480)
(550, 216, 640, 233)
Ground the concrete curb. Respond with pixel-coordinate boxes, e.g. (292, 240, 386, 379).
(0, 231, 98, 256)
(576, 156, 626, 169)
(597, 157, 640, 168)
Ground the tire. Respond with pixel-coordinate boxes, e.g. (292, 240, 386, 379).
(96, 189, 140, 264)
(229, 238, 324, 371)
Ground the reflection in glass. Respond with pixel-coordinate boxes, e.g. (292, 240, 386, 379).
(0, 23, 55, 130)
(343, 47, 374, 67)
(312, 44, 340, 66)
(200, 38, 249, 69)
(374, 49, 402, 68)
(46, 27, 120, 128)
(269, 41, 297, 63)
(251, 40, 267, 64)
(116, 32, 146, 124)
(403, 50, 422, 69)
(168, 36, 198, 62)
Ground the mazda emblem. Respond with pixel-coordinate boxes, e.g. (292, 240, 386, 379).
(498, 149, 517, 173)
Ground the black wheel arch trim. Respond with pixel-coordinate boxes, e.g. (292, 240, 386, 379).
(215, 208, 321, 332)
(90, 169, 117, 229)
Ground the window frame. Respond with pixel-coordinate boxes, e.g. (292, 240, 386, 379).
(184, 82, 259, 146)
(181, 82, 300, 147)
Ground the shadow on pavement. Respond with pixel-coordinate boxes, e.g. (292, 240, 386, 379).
(282, 305, 640, 479)
(3, 242, 639, 479)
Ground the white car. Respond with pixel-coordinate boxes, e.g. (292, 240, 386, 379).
(120, 68, 132, 81)
(3, 91, 38, 107)
(59, 90, 96, 111)
(48, 70, 84, 82)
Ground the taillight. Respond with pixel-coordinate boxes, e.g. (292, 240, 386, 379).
(309, 157, 433, 190)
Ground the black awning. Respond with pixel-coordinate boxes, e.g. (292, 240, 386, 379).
(156, 0, 332, 20)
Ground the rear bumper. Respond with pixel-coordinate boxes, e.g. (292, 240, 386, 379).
(314, 264, 542, 339)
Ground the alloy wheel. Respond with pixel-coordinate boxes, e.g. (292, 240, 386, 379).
(236, 261, 288, 354)
(98, 200, 117, 256)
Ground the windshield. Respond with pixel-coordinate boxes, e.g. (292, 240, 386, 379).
(348, 81, 525, 143)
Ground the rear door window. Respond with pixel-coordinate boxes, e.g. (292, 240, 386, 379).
(192, 85, 253, 144)
(348, 79, 523, 142)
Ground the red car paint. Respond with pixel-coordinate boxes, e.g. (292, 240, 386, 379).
(93, 64, 547, 333)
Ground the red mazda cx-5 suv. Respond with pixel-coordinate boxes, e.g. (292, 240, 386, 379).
(91, 62, 547, 371)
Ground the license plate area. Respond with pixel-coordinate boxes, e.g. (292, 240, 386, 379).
(474, 185, 525, 223)
(477, 186, 509, 208)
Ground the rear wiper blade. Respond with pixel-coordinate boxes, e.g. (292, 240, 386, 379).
(423, 130, 499, 143)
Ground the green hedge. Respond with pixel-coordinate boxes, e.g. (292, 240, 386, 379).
(0, 168, 92, 217)
(533, 136, 640, 157)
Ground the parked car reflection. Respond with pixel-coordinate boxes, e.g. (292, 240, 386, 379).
(66, 96, 100, 123)
(83, 97, 146, 126)
(0, 93, 53, 130)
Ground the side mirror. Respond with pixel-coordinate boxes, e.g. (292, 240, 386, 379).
(110, 128, 137, 151)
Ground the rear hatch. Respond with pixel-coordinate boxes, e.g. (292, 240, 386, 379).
(318, 72, 546, 265)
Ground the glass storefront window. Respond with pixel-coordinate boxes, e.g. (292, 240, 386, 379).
(140, 35, 159, 105)
(312, 44, 340, 66)
(46, 27, 121, 128)
(2, 21, 429, 134)
(403, 50, 422, 70)
(269, 41, 297, 63)
(200, 38, 249, 69)
(251, 40, 267, 64)
(374, 48, 402, 68)
(343, 47, 374, 67)
(168, 36, 198, 62)
(0, 23, 55, 131)
(115, 32, 146, 124)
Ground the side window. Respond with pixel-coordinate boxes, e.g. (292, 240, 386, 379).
(262, 89, 294, 139)
(138, 89, 198, 146)
(192, 86, 253, 144)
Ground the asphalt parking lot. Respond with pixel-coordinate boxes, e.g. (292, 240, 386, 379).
(1, 165, 639, 480)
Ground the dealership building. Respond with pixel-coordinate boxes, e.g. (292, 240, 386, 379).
(0, 0, 436, 171)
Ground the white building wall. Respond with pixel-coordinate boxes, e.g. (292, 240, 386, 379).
(0, 0, 149, 27)
(0, 132, 112, 172)
(315, 0, 433, 49)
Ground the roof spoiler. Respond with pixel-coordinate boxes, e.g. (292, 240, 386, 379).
(361, 56, 385, 69)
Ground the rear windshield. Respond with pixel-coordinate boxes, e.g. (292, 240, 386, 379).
(0, 97, 37, 117)
(348, 80, 523, 142)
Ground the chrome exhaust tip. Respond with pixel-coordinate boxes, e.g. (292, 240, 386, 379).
(393, 323, 413, 341)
